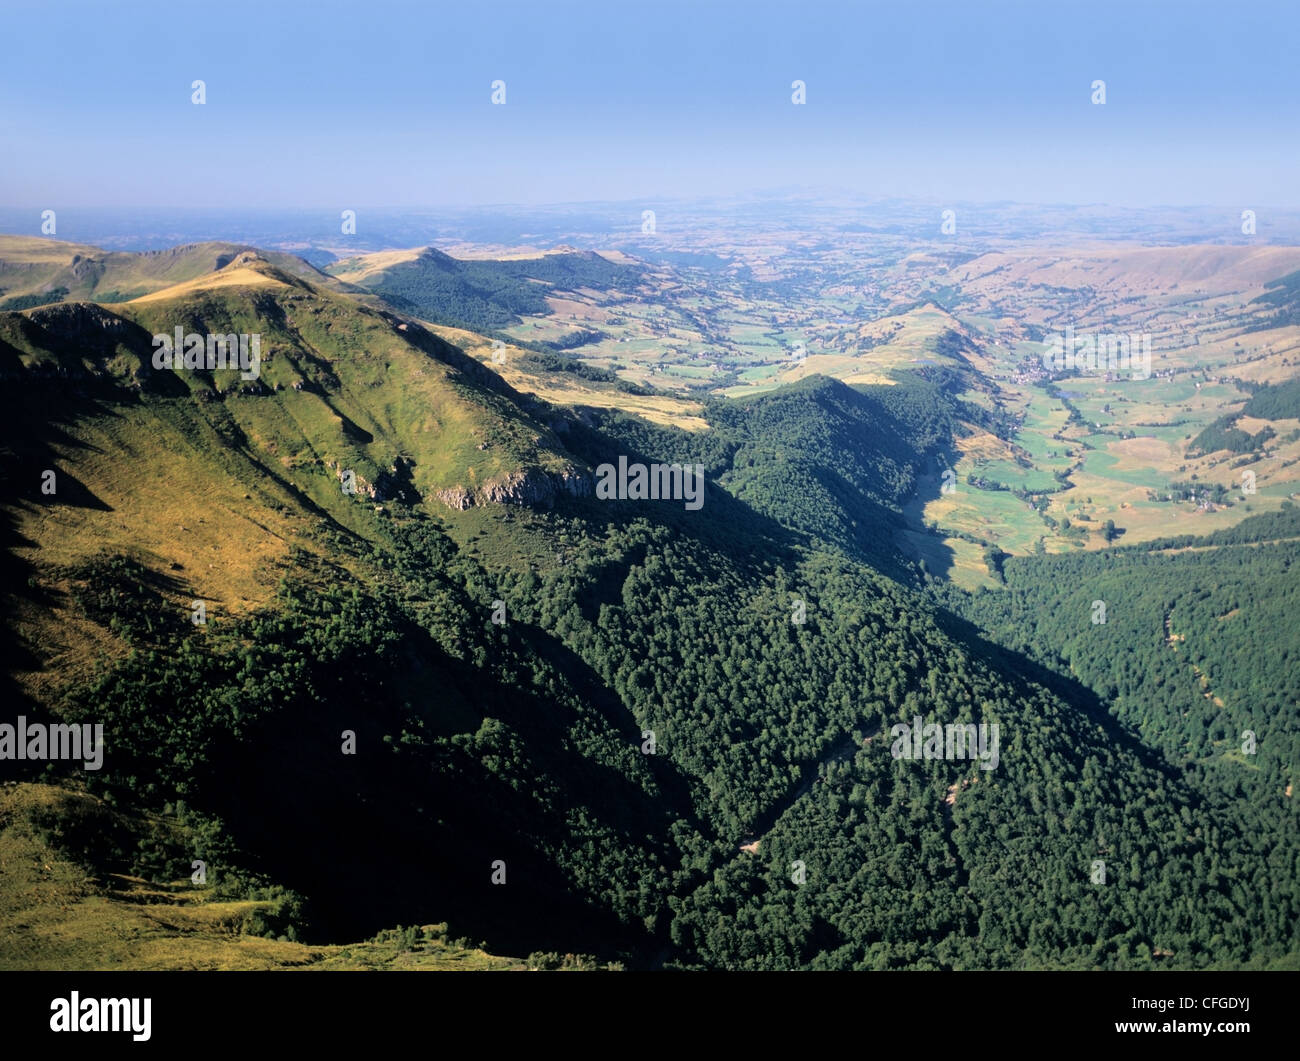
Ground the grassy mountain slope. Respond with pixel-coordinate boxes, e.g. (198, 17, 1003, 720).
(1, 267, 674, 958)
(0, 236, 359, 310)
(421, 320, 711, 431)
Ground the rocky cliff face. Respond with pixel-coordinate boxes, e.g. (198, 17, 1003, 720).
(26, 301, 145, 346)
(436, 468, 591, 511)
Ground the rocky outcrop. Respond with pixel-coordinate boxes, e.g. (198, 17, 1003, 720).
(27, 301, 139, 343)
(435, 468, 591, 512)
(434, 485, 473, 510)
(17, 302, 156, 374)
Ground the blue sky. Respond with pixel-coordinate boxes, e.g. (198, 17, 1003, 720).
(1, 0, 1296, 209)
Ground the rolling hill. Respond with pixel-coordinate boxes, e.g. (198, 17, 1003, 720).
(0, 236, 361, 311)
(326, 246, 642, 333)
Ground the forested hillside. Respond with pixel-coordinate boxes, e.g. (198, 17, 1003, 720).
(928, 513, 1300, 968)
(327, 248, 640, 332)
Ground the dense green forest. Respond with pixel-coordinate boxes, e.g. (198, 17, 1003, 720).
(1241, 377, 1300, 420)
(926, 515, 1299, 968)
(1190, 414, 1275, 456)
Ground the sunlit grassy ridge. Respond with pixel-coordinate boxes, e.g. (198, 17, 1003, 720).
(0, 235, 358, 309)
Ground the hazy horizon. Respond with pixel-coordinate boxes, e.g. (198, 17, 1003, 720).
(6, 193, 1300, 258)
